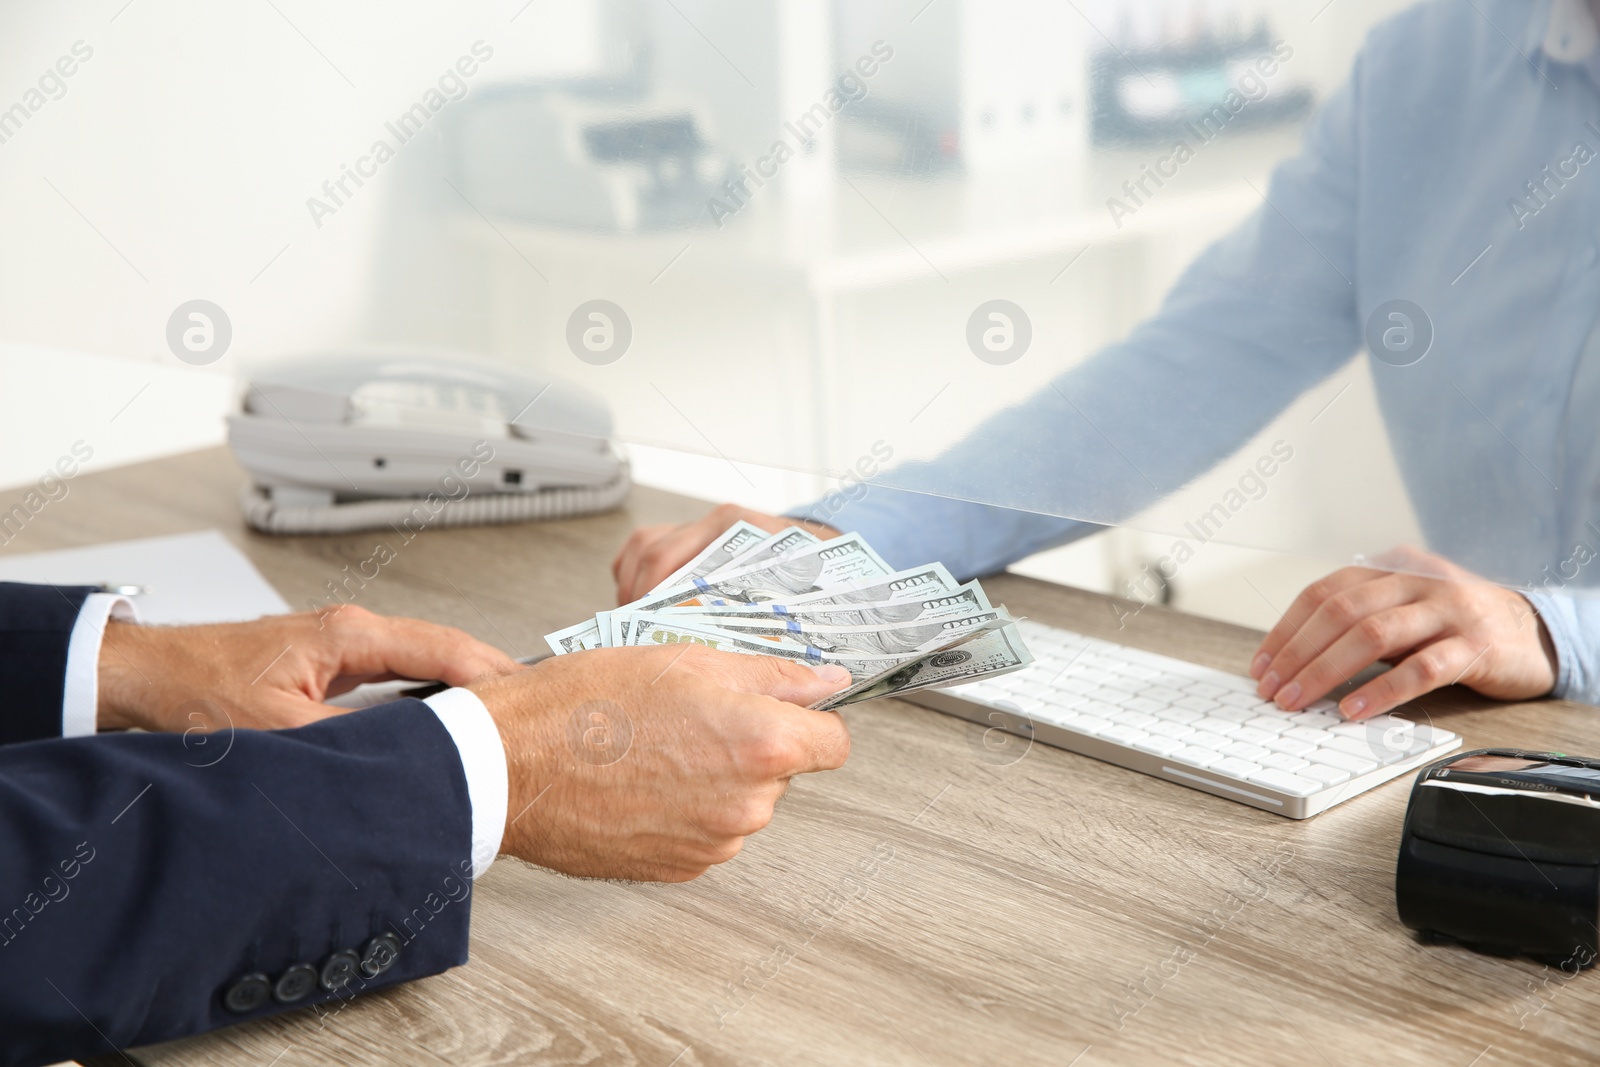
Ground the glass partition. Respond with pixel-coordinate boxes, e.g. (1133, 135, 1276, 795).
(2, 0, 1589, 595)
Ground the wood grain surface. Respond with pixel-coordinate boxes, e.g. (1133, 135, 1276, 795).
(45, 448, 1600, 1067)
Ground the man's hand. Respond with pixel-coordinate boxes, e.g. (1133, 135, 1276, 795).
(1251, 547, 1556, 720)
(612, 503, 840, 604)
(98, 605, 518, 733)
(473, 644, 852, 882)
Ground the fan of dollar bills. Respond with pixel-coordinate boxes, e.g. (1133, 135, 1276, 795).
(544, 521, 1034, 710)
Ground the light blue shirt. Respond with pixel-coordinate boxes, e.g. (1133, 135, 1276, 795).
(794, 0, 1600, 704)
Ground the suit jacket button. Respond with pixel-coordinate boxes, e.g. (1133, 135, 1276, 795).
(320, 949, 362, 992)
(223, 973, 271, 1014)
(360, 932, 403, 977)
(273, 963, 319, 1003)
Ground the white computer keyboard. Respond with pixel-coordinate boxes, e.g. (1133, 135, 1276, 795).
(903, 618, 1462, 818)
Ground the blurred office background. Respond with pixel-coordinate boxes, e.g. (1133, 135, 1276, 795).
(0, 0, 1419, 629)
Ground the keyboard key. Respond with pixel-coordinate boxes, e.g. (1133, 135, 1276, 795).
(1212, 756, 1262, 778)
(1149, 721, 1196, 741)
(1134, 735, 1186, 757)
(1027, 706, 1077, 728)
(1285, 726, 1332, 743)
(1208, 706, 1256, 723)
(1229, 726, 1277, 746)
(1260, 752, 1310, 773)
(1072, 716, 1120, 738)
(1215, 674, 1260, 693)
(1190, 718, 1240, 738)
(1081, 699, 1124, 719)
(1219, 691, 1265, 709)
(1176, 695, 1220, 713)
(1245, 715, 1294, 734)
(1266, 736, 1319, 757)
(1308, 749, 1379, 776)
(1100, 724, 1149, 746)
(1290, 709, 1343, 730)
(1411, 724, 1459, 747)
(1299, 763, 1352, 786)
(1186, 682, 1229, 699)
(1109, 710, 1159, 729)
(1222, 741, 1271, 762)
(1185, 730, 1231, 751)
(1328, 715, 1411, 739)
(1045, 711, 1098, 733)
(1152, 705, 1204, 724)
(1122, 697, 1166, 715)
(1321, 734, 1406, 765)
(1247, 768, 1320, 797)
(1337, 717, 1449, 758)
(1144, 685, 1186, 704)
(1059, 710, 1111, 731)
(1172, 746, 1221, 768)
(1119, 664, 1163, 681)
(1117, 647, 1174, 668)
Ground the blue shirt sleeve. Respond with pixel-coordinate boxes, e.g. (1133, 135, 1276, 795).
(1523, 590, 1600, 704)
(793, 50, 1368, 581)
(790, 487, 1100, 579)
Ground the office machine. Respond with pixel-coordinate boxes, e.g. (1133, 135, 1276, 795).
(451, 90, 736, 231)
(1398, 749, 1600, 967)
(1091, 24, 1314, 145)
(227, 354, 630, 534)
(906, 618, 1461, 818)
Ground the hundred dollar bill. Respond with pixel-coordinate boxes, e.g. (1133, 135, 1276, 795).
(622, 615, 921, 683)
(651, 582, 993, 632)
(777, 563, 959, 608)
(816, 623, 1034, 709)
(547, 522, 816, 654)
(651, 520, 770, 593)
(636, 610, 1011, 660)
(617, 533, 892, 617)
(610, 607, 1001, 653)
(545, 616, 604, 656)
(611, 559, 953, 646)
(696, 525, 819, 584)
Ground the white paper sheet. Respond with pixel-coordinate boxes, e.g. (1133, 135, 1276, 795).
(0, 530, 289, 624)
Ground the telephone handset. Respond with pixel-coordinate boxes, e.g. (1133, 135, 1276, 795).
(227, 353, 630, 534)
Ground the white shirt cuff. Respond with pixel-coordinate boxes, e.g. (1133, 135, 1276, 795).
(423, 687, 508, 879)
(62, 593, 139, 738)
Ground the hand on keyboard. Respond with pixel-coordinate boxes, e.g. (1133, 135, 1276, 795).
(1249, 546, 1557, 722)
(943, 619, 1461, 816)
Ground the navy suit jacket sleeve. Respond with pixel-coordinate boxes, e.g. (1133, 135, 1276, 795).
(0, 581, 97, 746)
(0, 699, 478, 1067)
